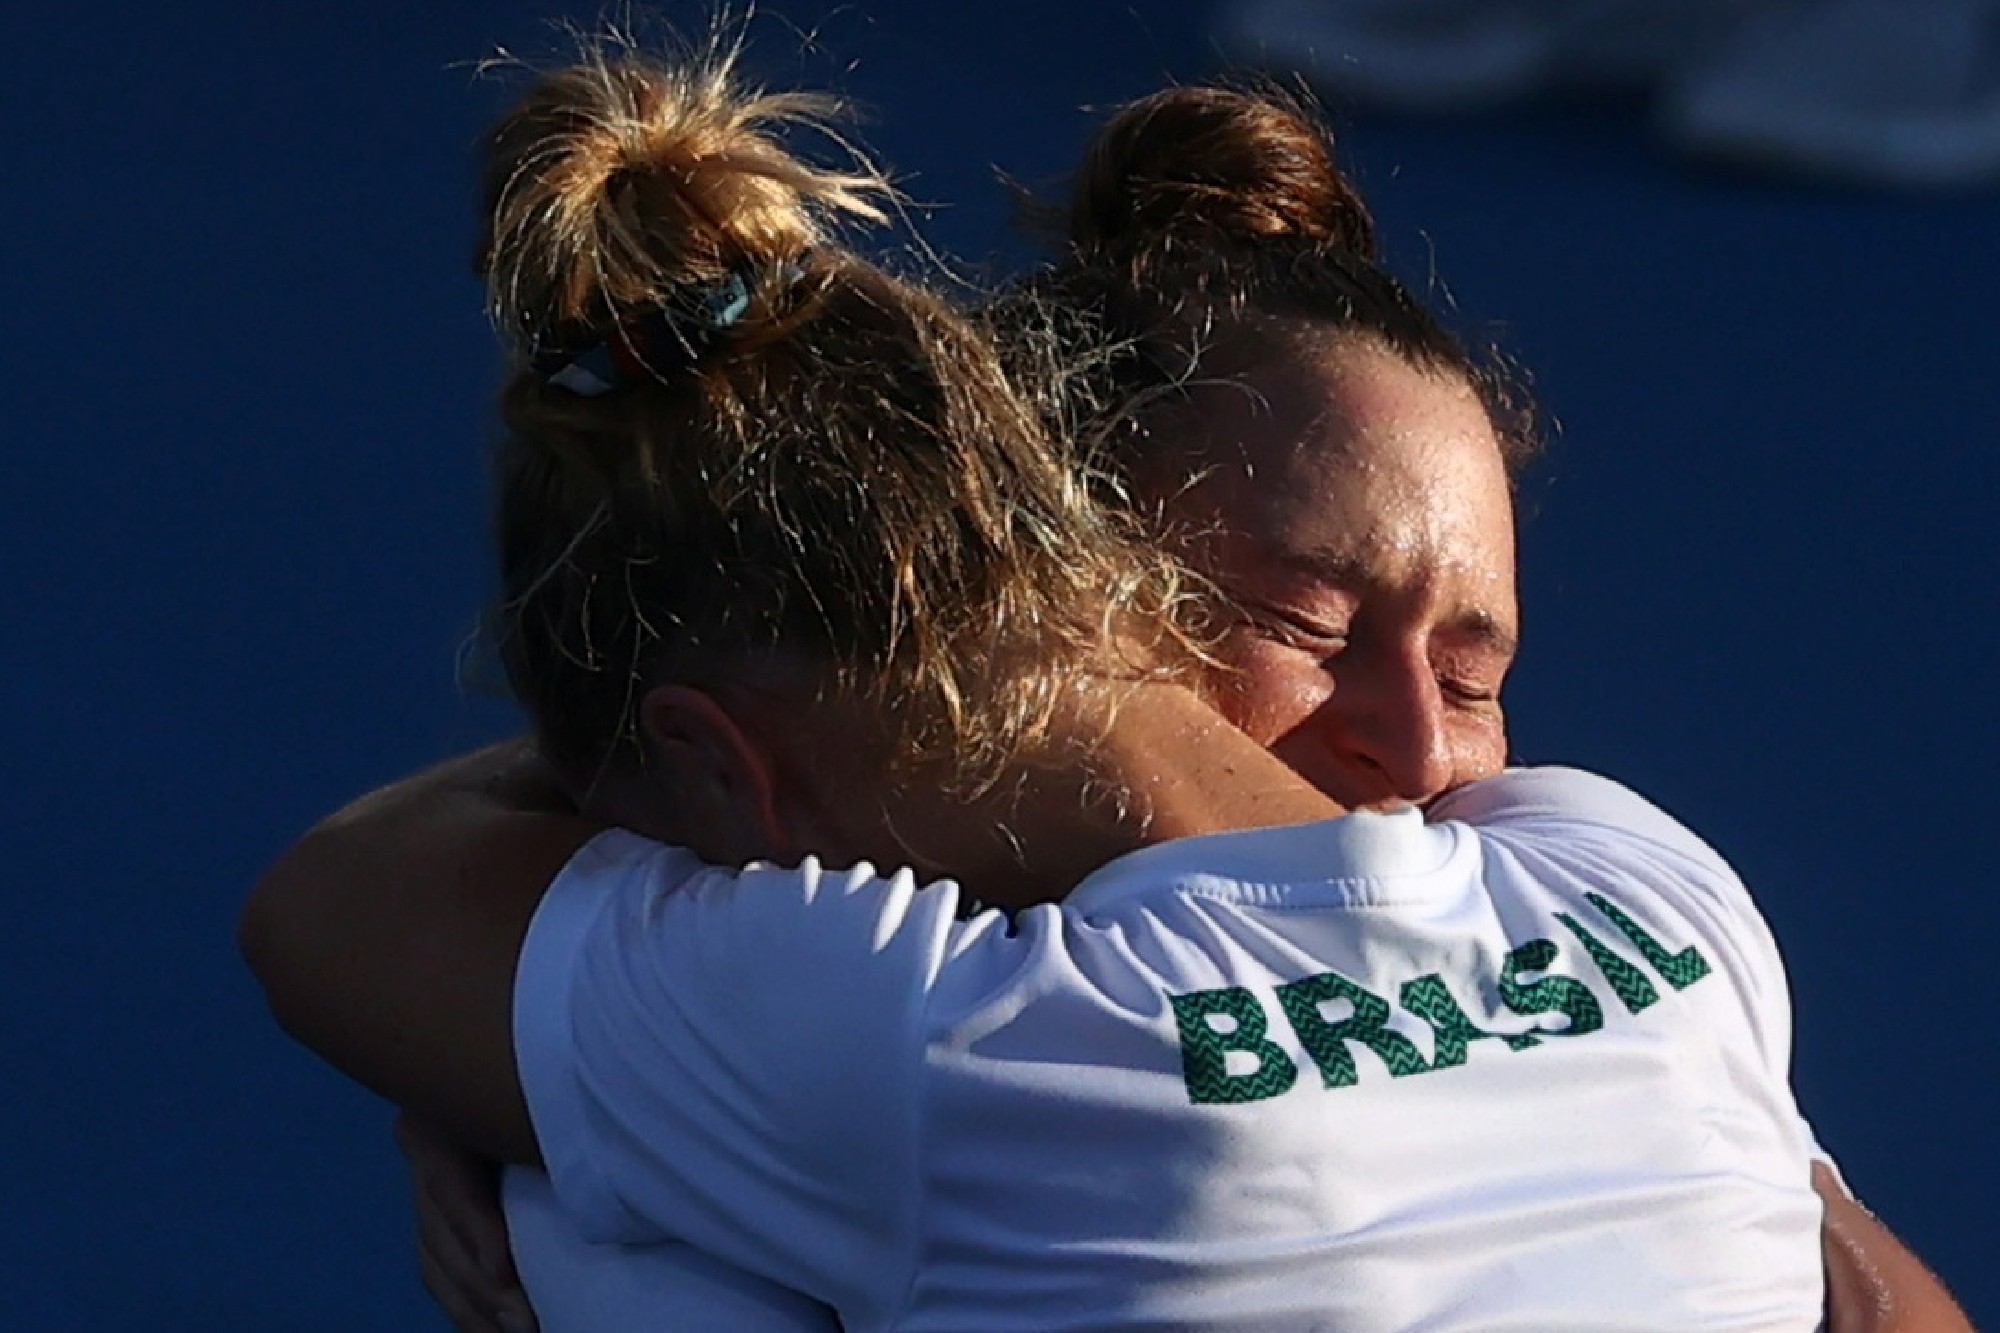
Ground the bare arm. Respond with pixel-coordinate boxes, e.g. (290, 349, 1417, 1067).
(1818, 1164, 1976, 1333)
(248, 749, 1975, 1332)
(394, 1110, 537, 1333)
(239, 740, 599, 1165)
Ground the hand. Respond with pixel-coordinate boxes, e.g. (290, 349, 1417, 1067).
(395, 1110, 539, 1333)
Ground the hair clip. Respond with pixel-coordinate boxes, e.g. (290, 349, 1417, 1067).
(699, 270, 755, 329)
(538, 258, 806, 397)
(544, 342, 628, 397)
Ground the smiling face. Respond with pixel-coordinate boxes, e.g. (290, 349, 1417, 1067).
(1138, 336, 1520, 809)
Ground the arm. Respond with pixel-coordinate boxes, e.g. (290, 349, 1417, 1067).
(395, 1110, 538, 1333)
(239, 740, 599, 1164)
(1818, 1164, 1975, 1333)
(1434, 771, 1973, 1333)
(246, 739, 940, 1299)
(383, 1060, 1973, 1333)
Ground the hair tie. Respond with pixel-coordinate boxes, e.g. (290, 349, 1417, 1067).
(538, 259, 806, 397)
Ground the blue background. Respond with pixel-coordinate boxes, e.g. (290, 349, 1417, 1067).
(4, 2, 1993, 1326)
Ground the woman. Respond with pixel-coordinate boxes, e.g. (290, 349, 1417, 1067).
(396, 77, 1961, 1333)
(242, 42, 1961, 1333)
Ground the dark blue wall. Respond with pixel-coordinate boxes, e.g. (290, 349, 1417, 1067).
(4, 2, 1991, 1325)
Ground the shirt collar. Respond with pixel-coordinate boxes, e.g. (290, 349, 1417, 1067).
(1062, 806, 1460, 916)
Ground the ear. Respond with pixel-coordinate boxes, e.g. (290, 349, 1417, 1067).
(637, 684, 790, 865)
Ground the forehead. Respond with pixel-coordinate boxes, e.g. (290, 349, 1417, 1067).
(1170, 340, 1519, 617)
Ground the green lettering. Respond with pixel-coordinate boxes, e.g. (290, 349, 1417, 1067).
(1556, 913, 1661, 1015)
(1587, 892, 1711, 990)
(1497, 939, 1603, 1037)
(1400, 972, 1541, 1066)
(1276, 970, 1429, 1087)
(1171, 987, 1298, 1105)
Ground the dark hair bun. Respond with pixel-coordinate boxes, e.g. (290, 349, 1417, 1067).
(1069, 84, 1376, 268)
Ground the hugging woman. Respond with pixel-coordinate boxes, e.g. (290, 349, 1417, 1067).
(243, 31, 1968, 1333)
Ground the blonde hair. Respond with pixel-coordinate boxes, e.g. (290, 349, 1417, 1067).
(479, 31, 1202, 797)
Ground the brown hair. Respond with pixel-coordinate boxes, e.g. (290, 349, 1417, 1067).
(479, 34, 1199, 795)
(1012, 82, 1540, 479)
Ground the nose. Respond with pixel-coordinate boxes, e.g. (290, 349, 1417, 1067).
(1327, 648, 1454, 806)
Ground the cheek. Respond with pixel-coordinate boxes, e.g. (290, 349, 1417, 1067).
(1208, 635, 1333, 746)
(1445, 710, 1509, 786)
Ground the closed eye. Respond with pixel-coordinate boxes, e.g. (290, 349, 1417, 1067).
(1435, 654, 1510, 708)
(1243, 601, 1350, 655)
(1439, 675, 1501, 706)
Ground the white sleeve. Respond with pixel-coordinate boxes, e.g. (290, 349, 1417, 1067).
(511, 829, 959, 1317)
(1428, 765, 1739, 881)
(502, 1167, 840, 1333)
(1430, 767, 1815, 1157)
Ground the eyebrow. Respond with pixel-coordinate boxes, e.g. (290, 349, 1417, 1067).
(1273, 548, 1520, 659)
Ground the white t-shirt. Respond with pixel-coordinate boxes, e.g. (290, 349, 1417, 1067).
(501, 1168, 837, 1332)
(512, 766, 1825, 1332)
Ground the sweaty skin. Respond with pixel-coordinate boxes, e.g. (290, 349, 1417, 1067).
(314, 344, 1972, 1333)
(1149, 340, 1517, 810)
